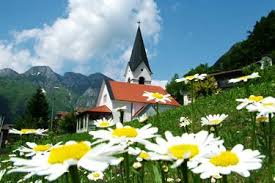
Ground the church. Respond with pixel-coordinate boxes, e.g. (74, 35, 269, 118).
(76, 26, 180, 133)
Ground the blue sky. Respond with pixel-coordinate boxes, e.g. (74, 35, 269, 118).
(0, 0, 274, 81)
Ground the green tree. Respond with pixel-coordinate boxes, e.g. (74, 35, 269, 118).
(26, 87, 49, 128)
(193, 76, 220, 98)
(187, 63, 209, 75)
(166, 74, 186, 104)
(57, 112, 76, 133)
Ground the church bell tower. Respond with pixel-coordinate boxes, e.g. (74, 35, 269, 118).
(124, 24, 152, 85)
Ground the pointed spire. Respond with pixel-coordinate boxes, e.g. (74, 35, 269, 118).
(128, 24, 152, 73)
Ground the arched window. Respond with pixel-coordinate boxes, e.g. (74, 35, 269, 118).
(139, 77, 145, 84)
(128, 78, 131, 83)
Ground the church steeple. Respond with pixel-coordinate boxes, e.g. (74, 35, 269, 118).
(124, 24, 152, 85)
(128, 25, 152, 73)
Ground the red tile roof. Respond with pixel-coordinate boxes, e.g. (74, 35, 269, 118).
(84, 105, 112, 113)
(107, 81, 180, 106)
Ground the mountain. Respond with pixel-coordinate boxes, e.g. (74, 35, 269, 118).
(0, 68, 19, 77)
(0, 66, 112, 123)
(211, 10, 275, 72)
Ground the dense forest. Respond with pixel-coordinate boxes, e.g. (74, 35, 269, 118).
(212, 10, 275, 72)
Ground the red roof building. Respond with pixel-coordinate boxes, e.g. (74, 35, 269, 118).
(107, 81, 179, 106)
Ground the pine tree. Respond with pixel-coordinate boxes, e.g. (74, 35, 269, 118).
(26, 87, 49, 128)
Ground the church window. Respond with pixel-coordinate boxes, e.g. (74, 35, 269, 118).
(103, 94, 107, 103)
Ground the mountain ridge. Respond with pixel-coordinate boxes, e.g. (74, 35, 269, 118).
(0, 66, 113, 123)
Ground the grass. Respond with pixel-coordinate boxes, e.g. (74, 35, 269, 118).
(1, 67, 275, 182)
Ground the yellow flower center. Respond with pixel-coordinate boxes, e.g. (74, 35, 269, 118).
(186, 75, 195, 80)
(112, 127, 138, 138)
(248, 95, 263, 102)
(256, 116, 268, 123)
(92, 172, 101, 178)
(99, 121, 110, 127)
(168, 144, 199, 159)
(210, 151, 239, 167)
(48, 142, 91, 164)
(238, 76, 249, 80)
(152, 93, 164, 99)
(20, 129, 37, 134)
(33, 144, 51, 152)
(210, 119, 222, 124)
(139, 151, 150, 159)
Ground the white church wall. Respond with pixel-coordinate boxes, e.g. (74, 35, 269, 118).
(97, 82, 113, 110)
(125, 65, 134, 83)
(112, 101, 133, 123)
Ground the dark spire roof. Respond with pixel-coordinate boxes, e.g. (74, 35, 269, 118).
(128, 26, 152, 73)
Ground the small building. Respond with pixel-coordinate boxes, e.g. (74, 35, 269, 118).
(209, 69, 244, 88)
(0, 124, 12, 149)
(76, 105, 112, 133)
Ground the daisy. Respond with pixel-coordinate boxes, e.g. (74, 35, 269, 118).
(89, 122, 158, 146)
(133, 162, 142, 169)
(143, 91, 171, 103)
(247, 96, 275, 115)
(191, 144, 264, 179)
(236, 95, 264, 110)
(176, 74, 207, 84)
(228, 72, 260, 83)
(167, 177, 174, 182)
(201, 114, 228, 126)
(9, 128, 48, 136)
(145, 131, 223, 168)
(8, 141, 125, 181)
(13, 142, 62, 157)
(179, 117, 192, 127)
(256, 113, 271, 123)
(87, 171, 104, 181)
(128, 147, 161, 162)
(138, 114, 149, 123)
(94, 118, 115, 128)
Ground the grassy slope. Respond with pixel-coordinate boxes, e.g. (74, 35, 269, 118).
(1, 67, 275, 182)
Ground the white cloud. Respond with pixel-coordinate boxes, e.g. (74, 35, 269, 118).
(0, 0, 161, 80)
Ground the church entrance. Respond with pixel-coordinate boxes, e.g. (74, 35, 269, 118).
(139, 77, 145, 84)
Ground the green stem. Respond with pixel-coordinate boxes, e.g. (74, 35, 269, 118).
(120, 163, 125, 183)
(222, 175, 228, 183)
(251, 113, 256, 149)
(137, 162, 145, 183)
(268, 114, 273, 162)
(156, 102, 159, 121)
(268, 114, 273, 183)
(124, 153, 130, 183)
(158, 161, 166, 183)
(65, 173, 69, 183)
(181, 160, 188, 183)
(68, 166, 80, 183)
(214, 125, 219, 136)
(191, 81, 195, 132)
